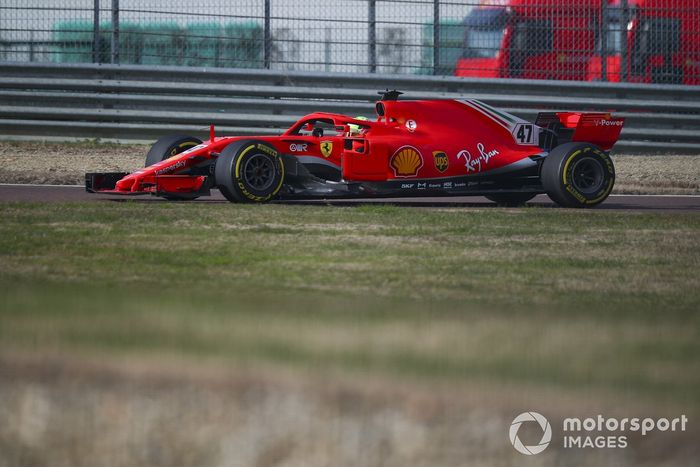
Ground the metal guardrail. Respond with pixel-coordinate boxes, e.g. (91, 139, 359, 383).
(1, 61, 699, 153)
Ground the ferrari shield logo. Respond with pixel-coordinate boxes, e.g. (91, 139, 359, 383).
(320, 141, 333, 158)
(433, 151, 448, 173)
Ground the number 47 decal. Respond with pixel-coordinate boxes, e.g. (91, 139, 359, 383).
(512, 123, 539, 146)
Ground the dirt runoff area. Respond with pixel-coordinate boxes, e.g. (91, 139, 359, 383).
(0, 140, 698, 195)
(1, 352, 697, 467)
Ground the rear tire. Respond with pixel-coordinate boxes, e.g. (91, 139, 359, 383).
(145, 135, 203, 201)
(485, 193, 536, 206)
(541, 142, 615, 208)
(215, 140, 284, 203)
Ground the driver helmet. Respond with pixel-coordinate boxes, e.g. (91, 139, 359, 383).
(348, 116, 369, 135)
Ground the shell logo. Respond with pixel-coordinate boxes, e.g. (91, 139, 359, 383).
(390, 146, 423, 178)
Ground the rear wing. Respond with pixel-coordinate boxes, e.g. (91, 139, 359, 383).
(536, 112, 624, 152)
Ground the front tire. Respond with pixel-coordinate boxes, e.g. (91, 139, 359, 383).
(145, 134, 202, 168)
(145, 135, 203, 201)
(541, 142, 615, 208)
(215, 140, 284, 203)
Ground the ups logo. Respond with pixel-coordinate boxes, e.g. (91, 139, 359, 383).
(433, 151, 448, 173)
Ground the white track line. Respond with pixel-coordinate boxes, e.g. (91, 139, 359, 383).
(0, 183, 84, 188)
(609, 194, 700, 198)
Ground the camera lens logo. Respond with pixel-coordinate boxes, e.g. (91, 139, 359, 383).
(509, 412, 552, 455)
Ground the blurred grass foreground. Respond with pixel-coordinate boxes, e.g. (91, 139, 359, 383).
(0, 201, 699, 466)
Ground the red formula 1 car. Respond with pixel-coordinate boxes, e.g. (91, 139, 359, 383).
(86, 91, 624, 208)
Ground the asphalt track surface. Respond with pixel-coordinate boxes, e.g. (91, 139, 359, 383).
(1, 184, 699, 212)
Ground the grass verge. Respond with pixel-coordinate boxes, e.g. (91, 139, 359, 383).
(0, 201, 698, 411)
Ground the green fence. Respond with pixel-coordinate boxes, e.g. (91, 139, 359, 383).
(52, 21, 264, 68)
(419, 20, 466, 75)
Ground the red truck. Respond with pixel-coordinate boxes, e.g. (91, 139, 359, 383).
(454, 0, 601, 80)
(588, 0, 700, 85)
(587, 0, 636, 83)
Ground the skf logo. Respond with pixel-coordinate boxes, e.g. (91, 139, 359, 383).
(433, 151, 448, 173)
(390, 146, 423, 178)
(289, 143, 308, 152)
(320, 141, 333, 158)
